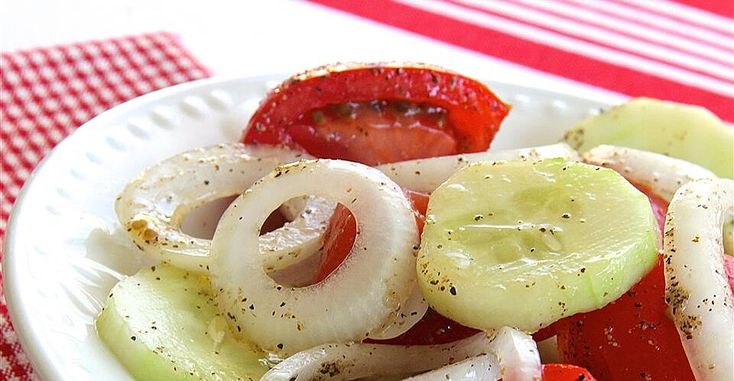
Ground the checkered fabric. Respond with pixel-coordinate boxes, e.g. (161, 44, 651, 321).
(0, 32, 210, 380)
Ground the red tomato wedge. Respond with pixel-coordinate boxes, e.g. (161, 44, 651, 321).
(246, 63, 506, 347)
(551, 184, 697, 381)
(243, 63, 510, 165)
(542, 364, 598, 381)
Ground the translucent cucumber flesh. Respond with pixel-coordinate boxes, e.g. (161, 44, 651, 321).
(417, 158, 659, 332)
(96, 264, 269, 381)
(564, 97, 733, 179)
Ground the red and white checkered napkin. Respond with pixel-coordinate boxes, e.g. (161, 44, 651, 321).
(0, 32, 210, 380)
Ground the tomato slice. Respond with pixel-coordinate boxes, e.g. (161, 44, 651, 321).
(244, 63, 510, 165)
(542, 364, 598, 381)
(552, 184, 697, 380)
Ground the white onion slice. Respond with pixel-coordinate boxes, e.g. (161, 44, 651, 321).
(210, 159, 419, 354)
(488, 326, 542, 381)
(261, 327, 540, 381)
(582, 145, 716, 202)
(409, 328, 541, 381)
(664, 178, 734, 381)
(404, 354, 500, 381)
(375, 143, 579, 193)
(115, 143, 330, 273)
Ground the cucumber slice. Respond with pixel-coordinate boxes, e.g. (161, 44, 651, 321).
(416, 158, 659, 332)
(563, 98, 733, 179)
(96, 264, 269, 381)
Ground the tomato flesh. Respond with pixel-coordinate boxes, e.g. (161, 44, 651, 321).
(289, 101, 457, 166)
(542, 364, 598, 381)
(244, 64, 510, 165)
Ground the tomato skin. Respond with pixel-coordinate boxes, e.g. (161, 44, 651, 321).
(542, 364, 598, 381)
(552, 184, 696, 381)
(243, 63, 510, 165)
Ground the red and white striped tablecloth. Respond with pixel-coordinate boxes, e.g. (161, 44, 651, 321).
(313, 0, 734, 121)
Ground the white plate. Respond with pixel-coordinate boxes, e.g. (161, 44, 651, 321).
(3, 75, 612, 381)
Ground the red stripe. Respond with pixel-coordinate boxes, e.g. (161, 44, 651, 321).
(309, 0, 734, 122)
(559, 0, 734, 53)
(672, 0, 734, 19)
(502, 0, 733, 68)
(615, 0, 734, 38)
(446, 0, 734, 83)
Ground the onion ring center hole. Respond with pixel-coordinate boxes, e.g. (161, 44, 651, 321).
(181, 196, 289, 240)
(261, 198, 357, 287)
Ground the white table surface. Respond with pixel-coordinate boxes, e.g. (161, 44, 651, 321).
(0, 0, 626, 106)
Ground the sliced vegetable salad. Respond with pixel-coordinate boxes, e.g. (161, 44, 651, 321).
(98, 63, 734, 381)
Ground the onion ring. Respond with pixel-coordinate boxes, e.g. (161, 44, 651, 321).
(375, 143, 578, 193)
(664, 178, 734, 381)
(260, 327, 540, 381)
(582, 145, 716, 202)
(115, 143, 330, 273)
(210, 159, 419, 354)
